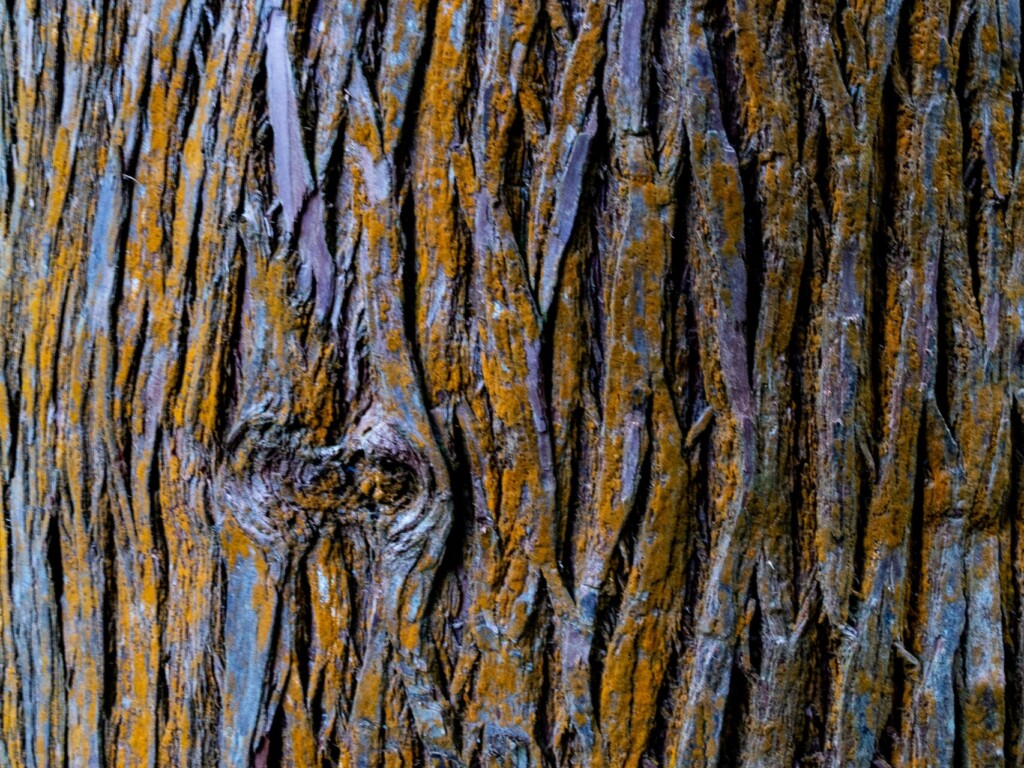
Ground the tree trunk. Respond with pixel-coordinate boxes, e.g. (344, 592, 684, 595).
(1, 0, 1022, 765)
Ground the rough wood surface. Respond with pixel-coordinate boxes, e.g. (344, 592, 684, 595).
(1, 0, 1023, 765)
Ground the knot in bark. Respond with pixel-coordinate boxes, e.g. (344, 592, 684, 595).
(215, 404, 445, 556)
(342, 405, 448, 557)
(215, 417, 349, 551)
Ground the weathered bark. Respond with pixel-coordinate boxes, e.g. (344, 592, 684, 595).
(1, 0, 1023, 765)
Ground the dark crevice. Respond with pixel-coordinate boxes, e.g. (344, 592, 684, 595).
(642, 639, 681, 767)
(349, 293, 373, 427)
(296, 10, 322, 162)
(935, 231, 953, 429)
(545, 169, 603, 602)
(356, 0, 389, 138)
(155, 662, 170, 768)
(955, 11, 983, 309)
(357, 0, 383, 82)
(869, 71, 898, 458)
(685, 372, 713, 645)
(831, 0, 851, 94)
(420, 456, 469, 755)
(295, 555, 312, 697)
(739, 157, 764, 383)
(53, 0, 67, 130)
(622, 404, 654, 575)
(45, 509, 65, 696)
(537, 13, 558, 133)
(786, 212, 814, 604)
(392, 0, 439, 195)
(342, 531, 369, 701)
(794, 631, 828, 768)
(49, 279, 74, 436)
(204, 0, 223, 38)
(319, 712, 342, 768)
(1013, 67, 1024, 178)
(0, 0, 16, 159)
(884, 411, 930, 764)
(665, 122, 694, 432)
(301, 53, 323, 174)
(398, 186, 427, 411)
(848, 431, 870, 624)
(100, 472, 118, 756)
(2, 133, 14, 225)
(438, 410, 474, 643)
(559, 0, 582, 35)
(588, 395, 654, 727)
(458, 0, 484, 141)
(103, 114, 145, 430)
(147, 424, 170, 758)
(679, 166, 711, 637)
(703, 0, 746, 160)
(892, 0, 914, 102)
(538, 260, 561, 493)
(118, 301, 149, 447)
(513, 580, 550, 761)
(167, 186, 202, 403)
(104, 199, 131, 488)
(579, 89, 611, 425)
(306, 643, 327, 768)
(954, 643, 966, 768)
(851, 73, 899, 623)
(169, 48, 205, 233)
(260, 578, 294, 768)
(218, 238, 247, 455)
(877, 715, 900, 767)
(706, 0, 765, 381)
(259, 698, 286, 768)
(716, 658, 748, 768)
(193, 0, 218, 71)
(585, 209, 607, 425)
(955, 6, 976, 185)
(558, 405, 584, 596)
(535, 606, 557, 767)
(681, 488, 708, 646)
(747, 571, 763, 676)
(213, 548, 229, 748)
(1005, 401, 1024, 763)
(319, 114, 348, 268)
(249, 60, 286, 255)
(249, 61, 272, 174)
(783, 0, 809, 157)
(812, 120, 834, 238)
(503, 104, 531, 259)
(683, 292, 704, 431)
(646, 0, 669, 166)
(791, 200, 829, 766)
(297, 0, 319, 82)
(3, 343, 21, 475)
(948, 0, 964, 44)
(391, 0, 445, 462)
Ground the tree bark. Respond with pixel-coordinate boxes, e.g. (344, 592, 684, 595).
(1, 0, 1022, 765)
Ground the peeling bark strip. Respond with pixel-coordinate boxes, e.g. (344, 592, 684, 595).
(3, 0, 1024, 765)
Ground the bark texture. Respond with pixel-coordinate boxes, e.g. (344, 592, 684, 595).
(1, 0, 1023, 765)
